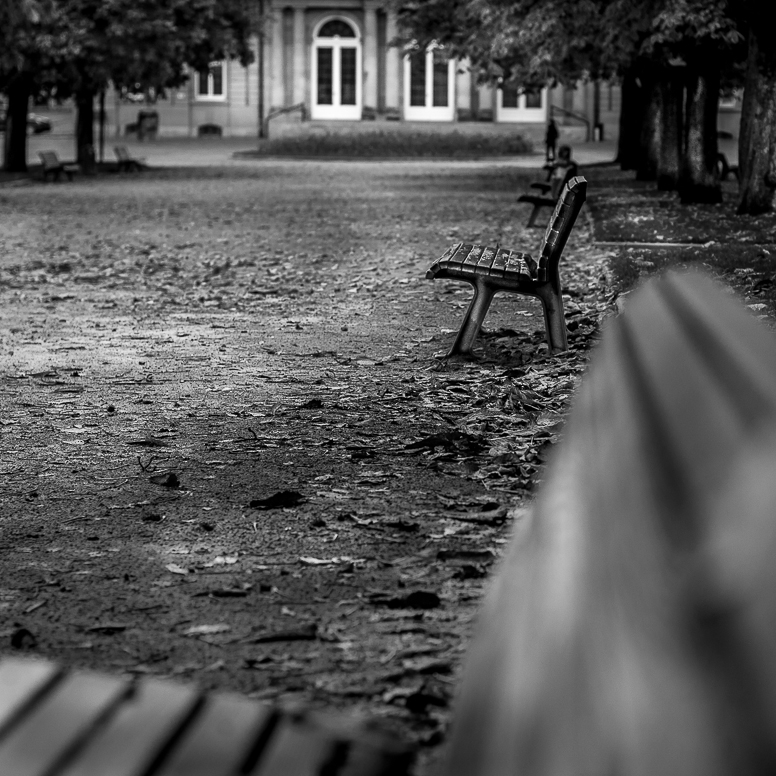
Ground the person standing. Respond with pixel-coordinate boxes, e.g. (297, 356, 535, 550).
(545, 118, 558, 161)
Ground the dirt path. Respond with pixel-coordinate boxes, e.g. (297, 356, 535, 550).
(0, 161, 608, 772)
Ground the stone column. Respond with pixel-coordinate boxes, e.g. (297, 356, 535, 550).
(384, 9, 400, 111)
(270, 6, 284, 108)
(364, 5, 378, 111)
(292, 7, 306, 105)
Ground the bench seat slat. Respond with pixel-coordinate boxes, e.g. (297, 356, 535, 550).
(154, 692, 275, 776)
(446, 244, 473, 270)
(249, 717, 340, 776)
(57, 677, 200, 776)
(617, 275, 776, 514)
(477, 246, 499, 273)
(0, 658, 61, 737)
(0, 670, 129, 776)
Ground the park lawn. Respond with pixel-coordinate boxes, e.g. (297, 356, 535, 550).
(585, 166, 776, 320)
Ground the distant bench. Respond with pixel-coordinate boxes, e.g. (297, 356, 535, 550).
(115, 145, 147, 172)
(39, 151, 79, 182)
(0, 656, 413, 775)
(517, 146, 579, 228)
(717, 151, 739, 181)
(426, 176, 587, 356)
(442, 270, 776, 775)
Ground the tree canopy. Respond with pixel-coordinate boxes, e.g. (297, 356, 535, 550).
(2, 0, 258, 170)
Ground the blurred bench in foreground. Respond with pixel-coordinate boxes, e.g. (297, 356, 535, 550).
(444, 270, 776, 776)
(0, 656, 412, 776)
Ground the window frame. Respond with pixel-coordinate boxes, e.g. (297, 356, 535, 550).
(495, 83, 547, 123)
(194, 61, 227, 102)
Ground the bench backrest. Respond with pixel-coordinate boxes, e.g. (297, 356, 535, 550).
(38, 150, 60, 170)
(536, 175, 586, 284)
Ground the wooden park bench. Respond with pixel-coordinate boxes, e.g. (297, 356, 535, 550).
(39, 151, 80, 182)
(0, 656, 412, 775)
(114, 145, 147, 172)
(442, 269, 776, 776)
(717, 151, 739, 182)
(518, 147, 579, 228)
(426, 176, 586, 357)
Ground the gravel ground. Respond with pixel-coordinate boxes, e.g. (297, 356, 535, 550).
(0, 159, 609, 773)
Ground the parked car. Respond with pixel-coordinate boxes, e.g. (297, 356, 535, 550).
(0, 112, 52, 134)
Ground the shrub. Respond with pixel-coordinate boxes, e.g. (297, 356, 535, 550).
(248, 130, 533, 158)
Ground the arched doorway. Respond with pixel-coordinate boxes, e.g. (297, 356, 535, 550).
(311, 18, 362, 120)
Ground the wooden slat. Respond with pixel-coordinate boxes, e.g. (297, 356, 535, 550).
(490, 247, 508, 277)
(154, 692, 275, 776)
(249, 716, 341, 776)
(478, 246, 499, 273)
(446, 244, 472, 269)
(461, 245, 485, 274)
(618, 279, 754, 518)
(57, 677, 200, 776)
(0, 658, 61, 737)
(502, 253, 532, 284)
(0, 670, 129, 776)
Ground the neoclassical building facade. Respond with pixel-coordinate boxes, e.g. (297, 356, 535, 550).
(107, 0, 618, 141)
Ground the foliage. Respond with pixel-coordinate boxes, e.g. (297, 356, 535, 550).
(1, 0, 258, 100)
(391, 0, 746, 87)
(50, 0, 257, 98)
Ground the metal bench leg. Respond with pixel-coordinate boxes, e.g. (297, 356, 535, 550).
(448, 280, 497, 357)
(526, 204, 543, 228)
(535, 283, 568, 351)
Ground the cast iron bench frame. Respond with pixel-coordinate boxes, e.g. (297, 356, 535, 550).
(114, 145, 147, 172)
(39, 151, 80, 182)
(426, 176, 587, 357)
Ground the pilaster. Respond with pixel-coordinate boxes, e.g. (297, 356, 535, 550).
(384, 9, 400, 110)
(292, 8, 306, 105)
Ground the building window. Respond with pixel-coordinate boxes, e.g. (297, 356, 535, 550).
(496, 84, 546, 122)
(311, 17, 362, 120)
(404, 45, 455, 121)
(195, 62, 226, 100)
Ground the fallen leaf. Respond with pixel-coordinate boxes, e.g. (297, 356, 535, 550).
(369, 591, 441, 610)
(249, 490, 304, 509)
(85, 623, 129, 635)
(184, 624, 231, 636)
(243, 623, 318, 643)
(149, 472, 180, 488)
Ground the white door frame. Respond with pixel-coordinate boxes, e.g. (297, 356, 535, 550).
(403, 46, 455, 122)
(311, 17, 362, 120)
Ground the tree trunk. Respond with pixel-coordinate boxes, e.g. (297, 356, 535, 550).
(678, 66, 721, 205)
(636, 75, 660, 182)
(657, 73, 683, 191)
(616, 70, 647, 171)
(737, 29, 776, 215)
(75, 87, 96, 172)
(3, 74, 31, 172)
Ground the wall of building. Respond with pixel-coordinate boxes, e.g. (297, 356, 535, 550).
(96, 0, 750, 149)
